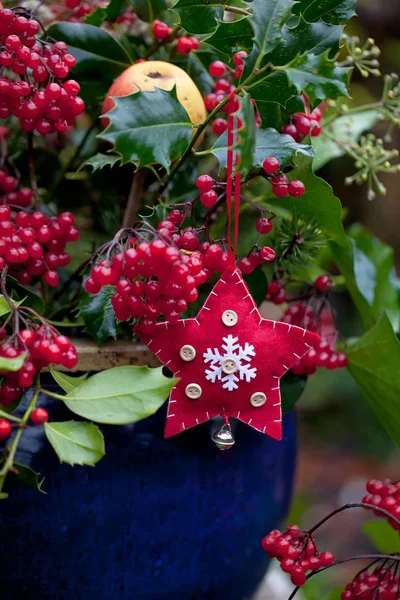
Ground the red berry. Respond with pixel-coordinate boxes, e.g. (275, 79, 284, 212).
(212, 118, 228, 135)
(314, 274, 331, 291)
(294, 114, 311, 135)
(31, 407, 49, 425)
(259, 246, 276, 262)
(196, 174, 214, 192)
(262, 157, 280, 174)
(282, 123, 300, 142)
(288, 180, 305, 197)
(44, 270, 59, 287)
(152, 20, 172, 40)
(319, 551, 334, 566)
(200, 190, 218, 208)
(255, 217, 273, 235)
(209, 61, 226, 78)
(238, 257, 254, 274)
(291, 566, 307, 587)
(310, 120, 322, 137)
(0, 418, 12, 440)
(271, 174, 289, 198)
(233, 51, 248, 65)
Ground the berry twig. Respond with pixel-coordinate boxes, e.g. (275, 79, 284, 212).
(122, 168, 147, 228)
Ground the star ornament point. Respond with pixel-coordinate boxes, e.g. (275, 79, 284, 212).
(138, 268, 320, 440)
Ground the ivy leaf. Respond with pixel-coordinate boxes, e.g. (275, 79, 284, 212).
(362, 520, 400, 553)
(4, 462, 45, 493)
(80, 152, 121, 172)
(203, 128, 314, 170)
(98, 87, 193, 170)
(49, 366, 89, 394)
(347, 314, 400, 448)
(313, 110, 379, 169)
(206, 18, 254, 58)
(0, 352, 26, 372)
(244, 0, 295, 57)
(348, 224, 400, 330)
(45, 421, 105, 466)
(292, 0, 357, 25)
(63, 366, 177, 424)
(277, 51, 350, 106)
(236, 92, 256, 174)
(79, 282, 119, 345)
(131, 0, 167, 22)
(172, 0, 227, 35)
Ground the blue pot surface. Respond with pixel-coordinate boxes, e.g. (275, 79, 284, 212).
(0, 381, 296, 600)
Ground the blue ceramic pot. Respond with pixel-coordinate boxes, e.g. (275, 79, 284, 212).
(0, 379, 296, 600)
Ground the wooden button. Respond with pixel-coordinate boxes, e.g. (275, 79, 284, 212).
(222, 310, 238, 327)
(179, 344, 196, 362)
(185, 383, 202, 399)
(221, 357, 238, 374)
(250, 392, 267, 407)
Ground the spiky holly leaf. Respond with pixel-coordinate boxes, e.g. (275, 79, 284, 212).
(79, 280, 119, 345)
(347, 314, 400, 449)
(45, 421, 105, 466)
(131, 0, 168, 22)
(244, 0, 295, 58)
(98, 87, 193, 170)
(276, 51, 350, 106)
(80, 152, 121, 172)
(172, 0, 227, 35)
(3, 462, 45, 493)
(206, 18, 254, 58)
(292, 0, 357, 25)
(236, 92, 257, 174)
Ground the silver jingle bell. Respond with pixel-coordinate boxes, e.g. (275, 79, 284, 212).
(212, 422, 235, 451)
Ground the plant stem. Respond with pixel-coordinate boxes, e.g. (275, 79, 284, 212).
(144, 25, 180, 59)
(27, 132, 40, 210)
(308, 503, 400, 534)
(0, 374, 41, 494)
(122, 168, 146, 228)
(224, 5, 251, 16)
(0, 408, 22, 423)
(39, 389, 66, 401)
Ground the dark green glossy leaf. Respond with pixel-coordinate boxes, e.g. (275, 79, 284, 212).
(7, 275, 44, 315)
(347, 314, 400, 448)
(99, 87, 192, 170)
(293, 0, 357, 25)
(45, 421, 105, 466)
(362, 520, 400, 553)
(281, 371, 307, 414)
(79, 282, 119, 345)
(85, 0, 128, 25)
(5, 462, 45, 493)
(313, 110, 379, 169)
(245, 0, 295, 57)
(80, 152, 121, 172)
(49, 366, 89, 394)
(64, 366, 177, 424)
(206, 18, 253, 58)
(172, 0, 226, 34)
(236, 92, 256, 174)
(132, 0, 167, 22)
(243, 268, 267, 305)
(277, 51, 350, 106)
(348, 224, 400, 330)
(180, 51, 216, 97)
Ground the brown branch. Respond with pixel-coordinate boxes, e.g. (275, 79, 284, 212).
(122, 168, 146, 228)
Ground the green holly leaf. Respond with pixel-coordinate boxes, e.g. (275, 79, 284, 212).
(276, 51, 350, 106)
(203, 128, 314, 170)
(347, 314, 400, 449)
(206, 18, 254, 58)
(313, 110, 379, 169)
(236, 92, 257, 174)
(85, 0, 128, 25)
(98, 87, 193, 170)
(45, 421, 105, 466)
(80, 152, 121, 172)
(348, 224, 400, 330)
(131, 0, 168, 22)
(281, 371, 307, 414)
(172, 0, 227, 35)
(362, 520, 400, 553)
(177, 51, 215, 97)
(4, 462, 45, 493)
(243, 268, 267, 305)
(244, 0, 295, 57)
(63, 366, 178, 424)
(79, 282, 119, 345)
(49, 366, 89, 394)
(293, 0, 357, 25)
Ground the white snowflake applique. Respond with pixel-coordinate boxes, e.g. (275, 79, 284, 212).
(203, 334, 257, 392)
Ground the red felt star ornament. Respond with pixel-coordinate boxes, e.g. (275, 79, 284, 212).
(138, 268, 319, 441)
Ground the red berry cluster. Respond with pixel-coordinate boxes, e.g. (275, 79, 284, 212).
(282, 107, 322, 142)
(0, 8, 85, 134)
(0, 325, 78, 409)
(262, 526, 335, 587)
(0, 206, 79, 286)
(262, 156, 306, 199)
(152, 20, 199, 54)
(363, 479, 400, 531)
(341, 565, 400, 600)
(0, 169, 33, 207)
(266, 280, 287, 305)
(204, 52, 252, 134)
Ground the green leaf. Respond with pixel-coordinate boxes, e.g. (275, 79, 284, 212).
(0, 352, 26, 372)
(5, 462, 45, 493)
(245, 0, 295, 57)
(0, 492, 8, 500)
(172, 0, 226, 34)
(132, 0, 167, 22)
(236, 92, 256, 174)
(293, 0, 357, 25)
(63, 366, 177, 424)
(0, 295, 24, 318)
(348, 224, 400, 330)
(281, 371, 307, 414)
(80, 152, 121, 172)
(204, 127, 314, 171)
(243, 268, 267, 305)
(362, 520, 400, 553)
(179, 51, 215, 97)
(45, 421, 105, 466)
(47, 23, 132, 84)
(98, 87, 193, 170)
(79, 282, 119, 345)
(205, 18, 254, 58)
(347, 314, 400, 448)
(85, 0, 128, 25)
(49, 366, 89, 394)
(277, 51, 350, 106)
(6, 275, 44, 315)
(313, 110, 379, 169)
